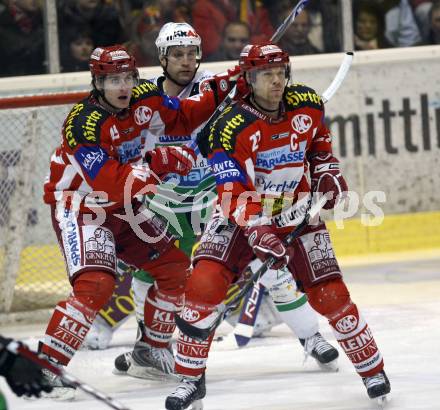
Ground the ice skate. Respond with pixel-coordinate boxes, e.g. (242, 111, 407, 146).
(362, 370, 391, 407)
(300, 332, 339, 371)
(39, 367, 76, 401)
(126, 340, 178, 380)
(165, 373, 206, 410)
(113, 350, 132, 375)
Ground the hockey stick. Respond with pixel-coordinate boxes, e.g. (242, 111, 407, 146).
(175, 195, 327, 341)
(231, 52, 354, 347)
(322, 52, 354, 104)
(6, 342, 131, 410)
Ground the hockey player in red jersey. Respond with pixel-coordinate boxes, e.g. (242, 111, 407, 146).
(165, 43, 391, 410)
(39, 44, 236, 399)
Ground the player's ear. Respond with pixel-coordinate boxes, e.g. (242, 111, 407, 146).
(159, 55, 167, 68)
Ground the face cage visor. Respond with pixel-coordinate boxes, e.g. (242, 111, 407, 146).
(246, 63, 291, 84)
(94, 70, 140, 91)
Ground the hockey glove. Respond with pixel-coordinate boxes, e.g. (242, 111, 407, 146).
(309, 152, 348, 210)
(201, 65, 242, 105)
(0, 336, 53, 398)
(145, 146, 196, 177)
(244, 225, 290, 270)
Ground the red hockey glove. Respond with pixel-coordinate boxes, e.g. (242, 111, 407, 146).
(309, 152, 348, 210)
(244, 224, 290, 270)
(202, 65, 242, 104)
(145, 146, 196, 177)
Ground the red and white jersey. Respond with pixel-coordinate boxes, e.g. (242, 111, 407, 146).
(44, 79, 217, 212)
(207, 83, 333, 232)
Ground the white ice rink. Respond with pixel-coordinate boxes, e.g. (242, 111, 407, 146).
(2, 253, 440, 410)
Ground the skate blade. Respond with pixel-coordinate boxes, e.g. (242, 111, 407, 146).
(127, 364, 179, 382)
(112, 367, 128, 376)
(316, 358, 339, 372)
(376, 394, 389, 409)
(190, 399, 204, 410)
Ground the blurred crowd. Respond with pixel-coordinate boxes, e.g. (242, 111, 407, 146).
(0, 0, 439, 77)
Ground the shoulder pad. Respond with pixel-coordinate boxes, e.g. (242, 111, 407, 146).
(64, 99, 110, 149)
(284, 83, 323, 111)
(131, 80, 161, 101)
(208, 103, 256, 153)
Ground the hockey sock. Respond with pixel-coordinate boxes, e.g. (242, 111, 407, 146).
(328, 301, 383, 377)
(274, 295, 319, 339)
(143, 286, 183, 347)
(175, 302, 217, 377)
(262, 267, 319, 339)
(40, 297, 96, 365)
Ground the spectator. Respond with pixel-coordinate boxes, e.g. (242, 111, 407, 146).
(278, 8, 320, 56)
(411, 0, 433, 41)
(238, 0, 273, 43)
(125, 2, 191, 67)
(207, 21, 250, 61)
(60, 27, 94, 72)
(191, 0, 237, 58)
(57, 0, 123, 48)
(125, 12, 162, 67)
(353, 2, 391, 50)
(382, 0, 423, 46)
(192, 1, 273, 59)
(0, 0, 45, 77)
(427, 0, 440, 43)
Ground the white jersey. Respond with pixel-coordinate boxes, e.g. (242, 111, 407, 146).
(142, 70, 216, 215)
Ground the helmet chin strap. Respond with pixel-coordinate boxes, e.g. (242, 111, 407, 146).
(161, 57, 200, 88)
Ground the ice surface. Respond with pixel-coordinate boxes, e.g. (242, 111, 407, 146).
(2, 256, 439, 409)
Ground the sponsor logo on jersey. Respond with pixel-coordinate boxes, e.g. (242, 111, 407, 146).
(179, 166, 212, 187)
(218, 114, 246, 151)
(255, 174, 300, 193)
(64, 103, 85, 148)
(74, 146, 108, 180)
(81, 110, 103, 142)
(158, 135, 192, 144)
(83, 226, 116, 270)
(117, 135, 143, 163)
(271, 132, 290, 140)
(64, 220, 80, 268)
(210, 151, 246, 184)
(255, 144, 305, 170)
(134, 106, 153, 125)
(291, 114, 312, 134)
(132, 81, 158, 98)
(285, 88, 321, 107)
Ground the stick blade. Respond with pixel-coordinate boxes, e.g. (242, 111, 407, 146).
(175, 314, 213, 341)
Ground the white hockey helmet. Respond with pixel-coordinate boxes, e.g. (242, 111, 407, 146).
(155, 22, 202, 60)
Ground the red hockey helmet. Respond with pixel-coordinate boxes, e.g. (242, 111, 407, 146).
(239, 42, 290, 73)
(89, 45, 137, 76)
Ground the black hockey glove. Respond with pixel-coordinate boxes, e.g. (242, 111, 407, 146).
(0, 336, 53, 398)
